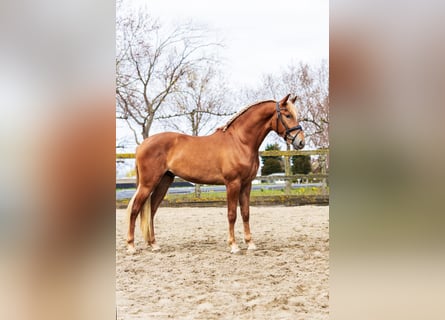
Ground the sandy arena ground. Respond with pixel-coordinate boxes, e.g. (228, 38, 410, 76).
(116, 205, 329, 320)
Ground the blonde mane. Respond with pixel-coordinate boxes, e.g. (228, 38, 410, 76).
(219, 100, 275, 132)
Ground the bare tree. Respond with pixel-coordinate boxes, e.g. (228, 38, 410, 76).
(247, 61, 329, 149)
(284, 62, 329, 148)
(158, 63, 234, 136)
(116, 5, 219, 144)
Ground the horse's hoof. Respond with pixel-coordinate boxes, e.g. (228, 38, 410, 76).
(230, 246, 241, 254)
(247, 242, 257, 250)
(127, 246, 136, 254)
(151, 244, 161, 252)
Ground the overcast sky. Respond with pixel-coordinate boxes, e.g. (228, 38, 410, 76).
(134, 0, 328, 87)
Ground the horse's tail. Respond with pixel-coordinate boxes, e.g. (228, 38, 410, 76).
(126, 191, 137, 229)
(140, 194, 152, 244)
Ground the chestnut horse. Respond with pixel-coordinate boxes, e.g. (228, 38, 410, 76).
(126, 94, 305, 254)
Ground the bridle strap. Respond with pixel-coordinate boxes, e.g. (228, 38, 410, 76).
(275, 101, 303, 144)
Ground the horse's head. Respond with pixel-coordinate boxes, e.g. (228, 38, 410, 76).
(274, 94, 305, 149)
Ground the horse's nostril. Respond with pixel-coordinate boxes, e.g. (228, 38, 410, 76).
(300, 141, 305, 148)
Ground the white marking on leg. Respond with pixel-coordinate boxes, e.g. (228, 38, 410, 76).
(230, 243, 240, 254)
(151, 243, 161, 252)
(127, 245, 136, 254)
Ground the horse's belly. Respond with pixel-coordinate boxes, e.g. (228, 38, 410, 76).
(174, 169, 225, 185)
(169, 160, 225, 185)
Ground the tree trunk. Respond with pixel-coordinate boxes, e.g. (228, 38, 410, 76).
(142, 114, 155, 140)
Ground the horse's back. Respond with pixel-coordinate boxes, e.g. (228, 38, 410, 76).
(136, 132, 183, 156)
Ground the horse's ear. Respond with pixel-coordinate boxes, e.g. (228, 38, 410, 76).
(290, 95, 298, 104)
(279, 94, 291, 105)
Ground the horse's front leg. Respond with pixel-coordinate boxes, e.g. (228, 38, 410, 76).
(239, 181, 256, 250)
(226, 180, 241, 254)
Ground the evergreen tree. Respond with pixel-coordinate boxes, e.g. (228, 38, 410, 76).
(261, 143, 284, 175)
(291, 155, 312, 174)
(261, 158, 283, 176)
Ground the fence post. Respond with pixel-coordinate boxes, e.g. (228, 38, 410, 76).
(284, 144, 292, 195)
(320, 154, 327, 195)
(194, 183, 201, 198)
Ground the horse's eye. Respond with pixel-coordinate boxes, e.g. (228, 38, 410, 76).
(285, 115, 292, 119)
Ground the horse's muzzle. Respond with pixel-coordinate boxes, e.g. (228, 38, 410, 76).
(297, 140, 305, 149)
(292, 135, 305, 150)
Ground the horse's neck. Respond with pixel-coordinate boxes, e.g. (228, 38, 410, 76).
(228, 103, 274, 150)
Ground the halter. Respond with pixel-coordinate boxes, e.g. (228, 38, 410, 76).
(275, 101, 303, 145)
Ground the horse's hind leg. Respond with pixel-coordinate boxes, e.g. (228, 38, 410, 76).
(126, 186, 150, 253)
(149, 172, 175, 250)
